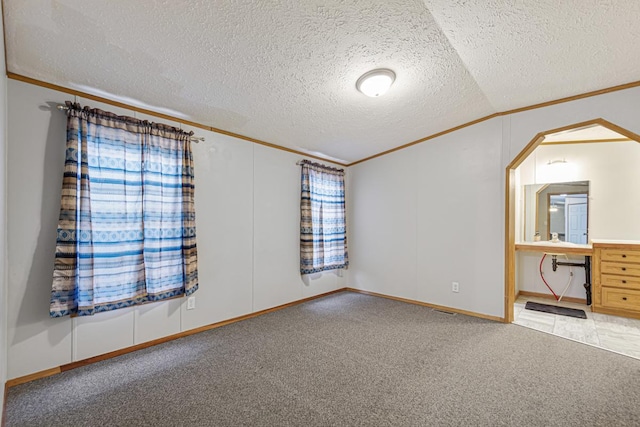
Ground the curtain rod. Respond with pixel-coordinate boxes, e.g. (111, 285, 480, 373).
(296, 159, 344, 172)
(56, 105, 205, 143)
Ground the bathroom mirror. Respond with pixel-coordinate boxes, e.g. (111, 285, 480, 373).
(523, 181, 589, 243)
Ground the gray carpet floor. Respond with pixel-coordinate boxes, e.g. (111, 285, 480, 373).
(5, 291, 640, 426)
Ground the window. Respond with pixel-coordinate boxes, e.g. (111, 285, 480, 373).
(50, 102, 198, 317)
(300, 160, 348, 274)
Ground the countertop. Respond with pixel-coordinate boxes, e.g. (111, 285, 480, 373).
(515, 241, 593, 255)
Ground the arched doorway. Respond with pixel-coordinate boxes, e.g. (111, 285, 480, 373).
(504, 118, 640, 323)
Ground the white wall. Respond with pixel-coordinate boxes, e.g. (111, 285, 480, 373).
(349, 86, 640, 318)
(518, 141, 640, 240)
(0, 11, 7, 421)
(6, 79, 345, 380)
(349, 118, 505, 317)
(348, 144, 419, 299)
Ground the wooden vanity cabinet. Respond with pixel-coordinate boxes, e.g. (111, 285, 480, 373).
(592, 242, 640, 319)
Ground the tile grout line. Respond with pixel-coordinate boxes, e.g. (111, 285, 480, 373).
(516, 297, 640, 359)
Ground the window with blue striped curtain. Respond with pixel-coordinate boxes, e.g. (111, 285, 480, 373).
(300, 160, 348, 274)
(50, 102, 198, 317)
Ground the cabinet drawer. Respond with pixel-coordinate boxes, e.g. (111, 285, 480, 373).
(601, 274, 640, 290)
(600, 249, 640, 263)
(600, 261, 640, 277)
(601, 287, 640, 311)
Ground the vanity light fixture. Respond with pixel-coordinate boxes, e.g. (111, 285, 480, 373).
(549, 204, 558, 213)
(356, 69, 396, 97)
(547, 159, 568, 166)
(542, 158, 575, 183)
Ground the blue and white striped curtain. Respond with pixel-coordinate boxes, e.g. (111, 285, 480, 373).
(50, 102, 198, 317)
(300, 160, 348, 274)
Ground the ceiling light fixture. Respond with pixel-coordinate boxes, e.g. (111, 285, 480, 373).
(356, 69, 396, 97)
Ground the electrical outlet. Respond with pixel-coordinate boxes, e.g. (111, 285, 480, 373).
(452, 282, 459, 293)
(187, 296, 196, 310)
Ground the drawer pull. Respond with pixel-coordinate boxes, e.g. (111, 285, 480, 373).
(622, 267, 626, 271)
(622, 280, 627, 284)
(622, 254, 627, 258)
(622, 297, 628, 301)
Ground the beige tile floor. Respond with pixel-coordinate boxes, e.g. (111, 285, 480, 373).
(513, 296, 640, 360)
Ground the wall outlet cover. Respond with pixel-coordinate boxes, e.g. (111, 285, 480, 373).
(452, 282, 459, 293)
(187, 296, 196, 310)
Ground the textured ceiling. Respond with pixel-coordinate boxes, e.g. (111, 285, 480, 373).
(423, 0, 640, 112)
(4, 1, 640, 164)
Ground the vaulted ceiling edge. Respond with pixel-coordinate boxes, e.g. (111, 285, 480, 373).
(6, 72, 640, 168)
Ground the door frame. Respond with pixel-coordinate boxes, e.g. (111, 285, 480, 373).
(503, 118, 640, 323)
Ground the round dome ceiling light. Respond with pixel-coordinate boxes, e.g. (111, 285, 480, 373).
(356, 69, 396, 97)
